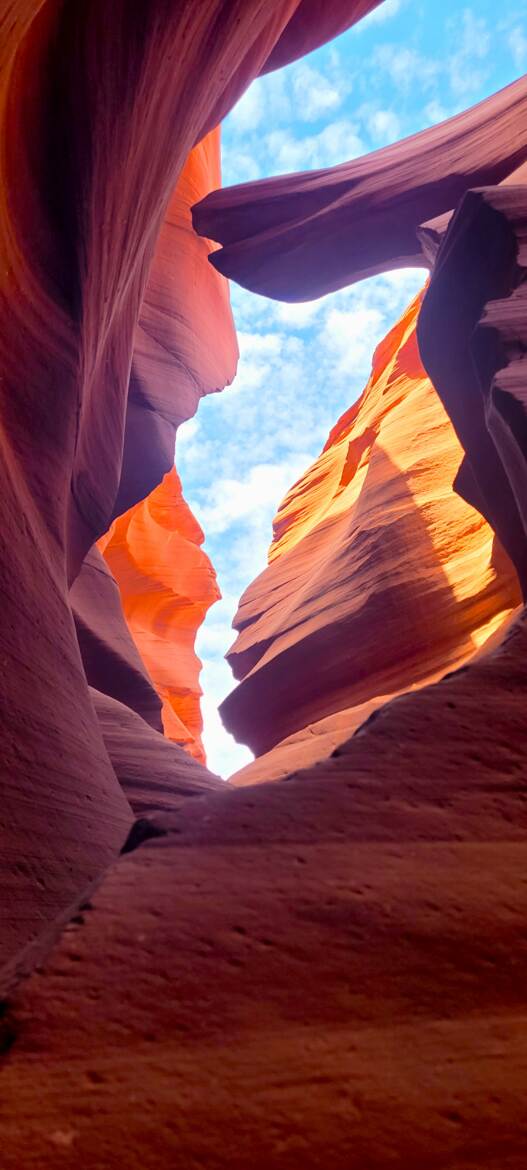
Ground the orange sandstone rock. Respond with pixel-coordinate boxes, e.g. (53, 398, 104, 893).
(221, 290, 521, 763)
(2, 3, 527, 1164)
(71, 546, 164, 735)
(91, 689, 223, 818)
(115, 127, 239, 521)
(194, 75, 527, 300)
(418, 176, 527, 593)
(100, 467, 219, 764)
(89, 128, 234, 769)
(3, 608, 527, 1169)
(2, 0, 366, 988)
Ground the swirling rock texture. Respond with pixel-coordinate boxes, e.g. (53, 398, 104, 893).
(193, 74, 527, 298)
(72, 128, 232, 769)
(100, 466, 220, 763)
(2, 2, 527, 1168)
(3, 610, 527, 1169)
(417, 163, 527, 592)
(114, 126, 239, 522)
(0, 0, 377, 993)
(222, 289, 521, 776)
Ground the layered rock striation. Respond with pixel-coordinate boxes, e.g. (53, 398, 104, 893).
(194, 75, 527, 299)
(0, 0, 378, 992)
(222, 290, 521, 771)
(1, 1, 527, 1166)
(3, 608, 527, 1168)
(100, 467, 220, 763)
(418, 166, 527, 592)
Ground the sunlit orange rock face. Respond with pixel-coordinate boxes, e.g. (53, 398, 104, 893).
(100, 467, 219, 764)
(98, 129, 232, 766)
(2, 1, 527, 1167)
(223, 290, 521, 778)
(115, 126, 238, 522)
(4, 608, 527, 1169)
(0, 0, 376, 990)
(418, 165, 527, 593)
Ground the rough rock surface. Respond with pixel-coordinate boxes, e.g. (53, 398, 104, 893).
(71, 546, 164, 734)
(221, 291, 521, 759)
(114, 127, 238, 523)
(0, 0, 374, 989)
(92, 690, 223, 817)
(418, 174, 527, 592)
(100, 467, 220, 762)
(2, 608, 527, 1169)
(2, 0, 527, 1164)
(194, 75, 527, 299)
(74, 125, 232, 766)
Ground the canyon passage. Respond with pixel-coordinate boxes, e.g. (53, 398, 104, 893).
(1, 2, 527, 1167)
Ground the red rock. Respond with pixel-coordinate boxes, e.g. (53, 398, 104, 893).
(114, 127, 238, 521)
(1, 2, 527, 1164)
(221, 291, 521, 759)
(261, 0, 384, 73)
(230, 698, 396, 786)
(71, 547, 164, 734)
(100, 467, 220, 763)
(0, 0, 368, 990)
(2, 609, 527, 1168)
(193, 75, 527, 300)
(418, 174, 527, 592)
(91, 690, 223, 817)
(95, 128, 230, 766)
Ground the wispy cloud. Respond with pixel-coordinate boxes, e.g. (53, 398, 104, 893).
(357, 0, 404, 28)
(507, 24, 527, 68)
(291, 62, 344, 121)
(365, 107, 401, 144)
(189, 457, 311, 537)
(180, 0, 526, 775)
(178, 269, 426, 774)
(371, 44, 438, 94)
(447, 9, 491, 98)
(263, 120, 363, 173)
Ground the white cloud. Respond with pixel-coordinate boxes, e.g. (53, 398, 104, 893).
(447, 9, 491, 98)
(358, 0, 403, 27)
(508, 25, 527, 69)
(231, 72, 293, 135)
(222, 36, 359, 184)
(264, 120, 363, 174)
(372, 45, 438, 94)
(291, 62, 343, 122)
(424, 99, 449, 126)
(228, 55, 346, 141)
(175, 415, 198, 447)
(238, 331, 283, 359)
(227, 83, 264, 133)
(322, 305, 385, 376)
(274, 299, 325, 328)
(222, 149, 262, 184)
(227, 329, 286, 394)
(198, 667, 253, 778)
(191, 457, 312, 537)
(366, 107, 401, 145)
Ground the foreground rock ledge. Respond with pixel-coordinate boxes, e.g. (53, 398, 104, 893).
(2, 611, 527, 1169)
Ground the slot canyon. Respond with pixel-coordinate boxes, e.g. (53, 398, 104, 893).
(1, 1, 527, 1166)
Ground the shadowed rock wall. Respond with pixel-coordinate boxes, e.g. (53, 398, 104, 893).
(1, 1, 527, 1166)
(0, 0, 375, 992)
(222, 291, 520, 773)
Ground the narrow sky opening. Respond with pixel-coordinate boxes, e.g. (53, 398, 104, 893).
(177, 0, 527, 777)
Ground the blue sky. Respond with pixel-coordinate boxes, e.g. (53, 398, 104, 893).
(177, 0, 527, 777)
